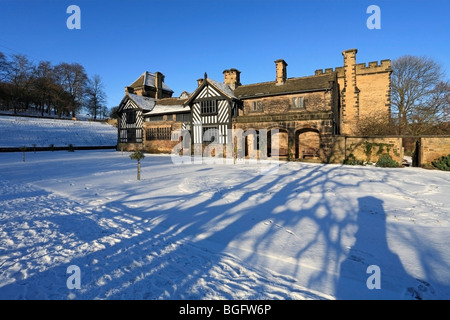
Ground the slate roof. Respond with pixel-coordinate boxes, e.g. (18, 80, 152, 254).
(120, 93, 156, 112)
(207, 78, 237, 99)
(184, 77, 237, 106)
(129, 71, 174, 93)
(143, 98, 190, 116)
(233, 73, 335, 98)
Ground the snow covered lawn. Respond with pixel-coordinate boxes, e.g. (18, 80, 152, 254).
(0, 116, 117, 148)
(0, 150, 449, 300)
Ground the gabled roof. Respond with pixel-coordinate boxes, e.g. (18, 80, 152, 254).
(143, 98, 190, 116)
(234, 73, 335, 99)
(184, 77, 237, 106)
(118, 93, 156, 113)
(129, 71, 174, 93)
(207, 78, 236, 99)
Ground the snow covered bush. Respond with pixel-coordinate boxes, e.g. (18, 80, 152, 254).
(432, 154, 450, 171)
(376, 154, 400, 168)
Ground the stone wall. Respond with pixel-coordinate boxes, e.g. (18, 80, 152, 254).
(141, 115, 185, 153)
(117, 142, 142, 152)
(144, 140, 179, 154)
(418, 136, 450, 166)
(242, 91, 332, 115)
(323, 136, 403, 164)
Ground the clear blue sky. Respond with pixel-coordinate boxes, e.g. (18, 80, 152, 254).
(0, 0, 449, 110)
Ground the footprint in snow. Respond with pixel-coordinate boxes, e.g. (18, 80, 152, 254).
(405, 279, 436, 300)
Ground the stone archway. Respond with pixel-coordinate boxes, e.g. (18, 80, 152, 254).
(295, 129, 321, 159)
(271, 129, 289, 158)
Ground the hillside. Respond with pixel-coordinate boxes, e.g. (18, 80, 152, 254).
(0, 116, 117, 148)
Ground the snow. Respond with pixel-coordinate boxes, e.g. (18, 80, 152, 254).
(0, 116, 117, 148)
(1, 150, 450, 300)
(144, 103, 189, 116)
(125, 93, 156, 112)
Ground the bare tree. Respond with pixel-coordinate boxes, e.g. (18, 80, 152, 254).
(54, 62, 88, 117)
(32, 61, 56, 116)
(0, 52, 9, 109)
(85, 74, 107, 120)
(0, 51, 9, 82)
(391, 55, 449, 135)
(7, 54, 35, 114)
(356, 112, 397, 136)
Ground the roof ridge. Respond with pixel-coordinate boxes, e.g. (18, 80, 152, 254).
(238, 73, 334, 88)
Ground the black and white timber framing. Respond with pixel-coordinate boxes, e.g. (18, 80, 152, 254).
(185, 75, 239, 145)
(117, 93, 155, 143)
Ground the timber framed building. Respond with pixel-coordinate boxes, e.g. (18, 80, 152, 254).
(116, 49, 392, 162)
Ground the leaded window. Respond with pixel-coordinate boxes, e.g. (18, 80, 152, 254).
(200, 100, 217, 115)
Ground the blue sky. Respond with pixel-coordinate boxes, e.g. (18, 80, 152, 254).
(0, 0, 449, 110)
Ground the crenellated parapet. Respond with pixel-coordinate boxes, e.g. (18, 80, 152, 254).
(315, 59, 391, 78)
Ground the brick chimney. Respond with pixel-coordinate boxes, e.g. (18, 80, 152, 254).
(223, 68, 241, 90)
(275, 59, 287, 85)
(155, 72, 164, 99)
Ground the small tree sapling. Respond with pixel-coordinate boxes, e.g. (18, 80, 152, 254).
(130, 150, 145, 180)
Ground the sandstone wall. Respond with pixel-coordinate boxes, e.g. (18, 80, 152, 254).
(419, 136, 450, 166)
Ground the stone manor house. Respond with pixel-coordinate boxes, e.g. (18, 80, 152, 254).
(116, 49, 393, 162)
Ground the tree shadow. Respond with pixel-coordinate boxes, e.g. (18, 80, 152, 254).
(0, 153, 448, 300)
(336, 196, 437, 299)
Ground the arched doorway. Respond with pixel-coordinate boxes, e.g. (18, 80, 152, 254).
(296, 129, 320, 159)
(270, 129, 289, 158)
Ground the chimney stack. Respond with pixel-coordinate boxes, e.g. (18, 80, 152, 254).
(125, 86, 134, 94)
(341, 48, 360, 135)
(223, 68, 241, 90)
(155, 72, 164, 99)
(275, 59, 287, 85)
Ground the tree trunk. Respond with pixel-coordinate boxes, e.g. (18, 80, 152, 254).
(137, 161, 141, 180)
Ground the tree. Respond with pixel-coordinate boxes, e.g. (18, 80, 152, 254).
(0, 51, 10, 109)
(7, 54, 35, 113)
(391, 55, 450, 135)
(356, 112, 397, 136)
(109, 105, 120, 119)
(130, 150, 145, 180)
(0, 51, 9, 82)
(32, 61, 56, 116)
(85, 74, 107, 120)
(54, 62, 88, 117)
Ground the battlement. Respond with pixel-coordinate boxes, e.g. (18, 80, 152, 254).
(355, 59, 391, 74)
(315, 59, 391, 77)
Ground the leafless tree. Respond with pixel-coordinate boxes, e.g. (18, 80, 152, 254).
(391, 55, 449, 135)
(7, 54, 35, 113)
(356, 112, 397, 136)
(54, 62, 88, 117)
(0, 51, 9, 82)
(32, 61, 55, 116)
(85, 74, 107, 120)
